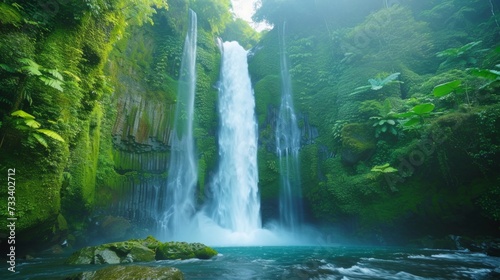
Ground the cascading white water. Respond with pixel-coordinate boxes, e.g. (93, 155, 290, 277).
(276, 22, 304, 232)
(207, 41, 262, 233)
(160, 9, 198, 239)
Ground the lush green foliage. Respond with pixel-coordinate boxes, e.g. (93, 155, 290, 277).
(9, 109, 65, 148)
(350, 72, 402, 95)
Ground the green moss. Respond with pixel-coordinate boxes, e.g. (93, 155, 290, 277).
(156, 241, 217, 260)
(257, 148, 280, 200)
(254, 75, 281, 125)
(340, 123, 376, 164)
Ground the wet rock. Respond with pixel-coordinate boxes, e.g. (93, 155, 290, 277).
(66, 236, 218, 265)
(66, 265, 183, 280)
(156, 241, 218, 260)
(66, 237, 156, 265)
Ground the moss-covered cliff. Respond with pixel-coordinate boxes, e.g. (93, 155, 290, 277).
(0, 0, 261, 249)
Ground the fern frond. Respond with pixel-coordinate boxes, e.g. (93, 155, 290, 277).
(37, 129, 65, 142)
(63, 70, 81, 82)
(24, 119, 41, 129)
(19, 58, 42, 76)
(47, 69, 64, 81)
(39, 76, 64, 92)
(11, 110, 35, 120)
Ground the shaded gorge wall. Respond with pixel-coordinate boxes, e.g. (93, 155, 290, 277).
(94, 7, 221, 240)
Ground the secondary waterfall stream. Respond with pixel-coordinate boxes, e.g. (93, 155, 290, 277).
(160, 9, 198, 240)
(276, 22, 304, 232)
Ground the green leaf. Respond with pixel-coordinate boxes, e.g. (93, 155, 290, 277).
(37, 129, 65, 142)
(412, 103, 435, 115)
(24, 119, 41, 129)
(32, 133, 48, 148)
(63, 70, 81, 82)
(11, 110, 35, 120)
(381, 72, 401, 85)
(0, 63, 15, 73)
(349, 85, 372, 96)
(387, 119, 396, 125)
(39, 76, 64, 91)
(36, 129, 64, 142)
(47, 69, 64, 81)
(468, 68, 500, 80)
(371, 163, 398, 173)
(403, 117, 421, 127)
(432, 80, 462, 97)
(383, 167, 398, 173)
(19, 58, 43, 76)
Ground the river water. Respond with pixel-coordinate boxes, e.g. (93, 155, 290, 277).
(3, 246, 499, 279)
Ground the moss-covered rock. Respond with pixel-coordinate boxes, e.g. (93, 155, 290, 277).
(66, 237, 157, 265)
(156, 241, 218, 260)
(67, 265, 184, 280)
(66, 237, 217, 264)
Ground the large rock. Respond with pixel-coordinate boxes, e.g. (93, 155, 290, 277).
(66, 237, 157, 265)
(67, 265, 183, 280)
(156, 241, 218, 260)
(66, 236, 218, 265)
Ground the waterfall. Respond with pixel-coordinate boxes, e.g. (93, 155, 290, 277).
(276, 22, 303, 232)
(160, 9, 198, 239)
(207, 41, 262, 233)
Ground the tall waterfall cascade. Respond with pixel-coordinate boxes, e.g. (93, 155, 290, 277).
(160, 9, 198, 240)
(155, 15, 308, 244)
(207, 41, 262, 233)
(276, 22, 304, 232)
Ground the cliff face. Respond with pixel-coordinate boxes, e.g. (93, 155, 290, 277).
(0, 0, 229, 249)
(94, 8, 221, 237)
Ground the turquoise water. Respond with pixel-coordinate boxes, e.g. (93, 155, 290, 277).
(2, 246, 499, 279)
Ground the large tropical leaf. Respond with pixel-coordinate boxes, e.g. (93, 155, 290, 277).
(412, 103, 435, 115)
(468, 68, 500, 80)
(11, 110, 36, 120)
(432, 80, 462, 97)
(403, 117, 421, 127)
(37, 129, 65, 142)
(32, 133, 48, 148)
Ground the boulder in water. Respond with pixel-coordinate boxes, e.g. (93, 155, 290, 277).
(66, 236, 217, 264)
(66, 265, 183, 280)
(156, 241, 218, 260)
(66, 237, 157, 264)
